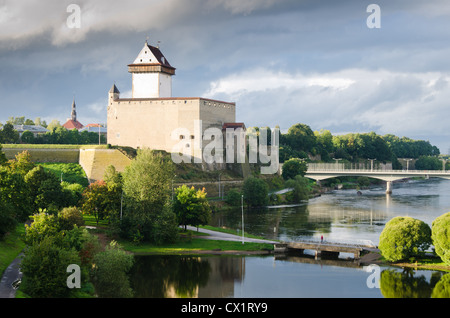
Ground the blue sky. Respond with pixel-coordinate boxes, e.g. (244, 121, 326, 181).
(1, 0, 450, 153)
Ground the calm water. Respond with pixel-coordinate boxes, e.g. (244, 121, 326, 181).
(129, 178, 450, 298)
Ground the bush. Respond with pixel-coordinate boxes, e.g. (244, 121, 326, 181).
(431, 212, 450, 265)
(20, 236, 81, 298)
(58, 206, 85, 231)
(242, 176, 269, 208)
(379, 216, 432, 262)
(226, 188, 242, 207)
(91, 241, 134, 298)
(24, 211, 61, 245)
(281, 158, 307, 180)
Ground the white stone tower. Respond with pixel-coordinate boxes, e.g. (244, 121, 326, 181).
(128, 40, 176, 98)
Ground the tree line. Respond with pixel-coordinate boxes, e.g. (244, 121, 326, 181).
(273, 123, 440, 167)
(0, 117, 106, 144)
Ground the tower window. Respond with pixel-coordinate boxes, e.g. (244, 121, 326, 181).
(190, 135, 195, 139)
(179, 135, 185, 140)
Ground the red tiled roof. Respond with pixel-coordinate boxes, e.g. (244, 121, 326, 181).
(62, 120, 84, 130)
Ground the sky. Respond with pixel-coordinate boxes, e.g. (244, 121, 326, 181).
(1, 0, 450, 153)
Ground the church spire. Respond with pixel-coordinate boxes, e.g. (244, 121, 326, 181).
(71, 98, 77, 121)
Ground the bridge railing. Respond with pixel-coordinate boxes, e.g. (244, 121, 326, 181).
(291, 236, 377, 248)
(306, 163, 449, 174)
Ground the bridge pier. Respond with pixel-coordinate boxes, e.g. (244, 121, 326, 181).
(386, 181, 392, 194)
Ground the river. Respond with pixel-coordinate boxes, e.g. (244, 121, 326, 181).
(129, 178, 450, 298)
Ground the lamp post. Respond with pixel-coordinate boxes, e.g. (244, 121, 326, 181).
(241, 195, 244, 244)
(368, 159, 376, 171)
(171, 174, 177, 201)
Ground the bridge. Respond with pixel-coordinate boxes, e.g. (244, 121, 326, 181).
(304, 163, 450, 194)
(274, 238, 378, 260)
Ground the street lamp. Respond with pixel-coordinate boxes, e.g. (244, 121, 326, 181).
(241, 195, 244, 244)
(171, 174, 177, 201)
(368, 159, 376, 171)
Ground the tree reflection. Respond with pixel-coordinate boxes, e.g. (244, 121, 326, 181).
(380, 269, 441, 298)
(129, 255, 211, 297)
(431, 273, 450, 298)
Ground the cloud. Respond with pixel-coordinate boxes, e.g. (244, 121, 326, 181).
(203, 67, 450, 141)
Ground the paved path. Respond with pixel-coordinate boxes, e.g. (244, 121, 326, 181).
(185, 225, 278, 244)
(0, 252, 23, 298)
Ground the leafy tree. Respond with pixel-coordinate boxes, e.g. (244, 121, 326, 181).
(415, 156, 442, 170)
(173, 185, 212, 230)
(242, 176, 269, 208)
(20, 131, 35, 143)
(0, 144, 7, 165)
(285, 176, 310, 203)
(379, 216, 432, 262)
(91, 241, 134, 298)
(0, 123, 19, 144)
(284, 123, 316, 154)
(281, 158, 307, 180)
(24, 165, 66, 212)
(0, 166, 32, 222)
(431, 212, 450, 265)
(81, 180, 110, 226)
(58, 206, 85, 231)
(20, 235, 81, 298)
(8, 150, 35, 176)
(24, 211, 61, 245)
(226, 188, 242, 207)
(0, 200, 17, 240)
(121, 149, 177, 243)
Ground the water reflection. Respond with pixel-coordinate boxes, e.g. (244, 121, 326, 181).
(129, 255, 450, 298)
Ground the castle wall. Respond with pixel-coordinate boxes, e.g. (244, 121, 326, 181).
(107, 97, 235, 159)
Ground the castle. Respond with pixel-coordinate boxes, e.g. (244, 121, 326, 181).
(107, 40, 241, 164)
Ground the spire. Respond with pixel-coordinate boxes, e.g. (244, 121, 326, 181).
(71, 98, 77, 121)
(109, 84, 120, 94)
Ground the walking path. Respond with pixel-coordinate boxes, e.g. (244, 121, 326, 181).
(0, 252, 23, 298)
(185, 225, 278, 244)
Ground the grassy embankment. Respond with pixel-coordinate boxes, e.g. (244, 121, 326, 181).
(0, 224, 25, 278)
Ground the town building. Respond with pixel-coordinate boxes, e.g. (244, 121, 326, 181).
(62, 98, 84, 130)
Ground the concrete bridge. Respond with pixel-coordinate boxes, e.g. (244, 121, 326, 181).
(304, 163, 450, 194)
(274, 239, 377, 260)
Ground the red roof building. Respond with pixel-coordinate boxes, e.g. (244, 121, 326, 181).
(62, 99, 84, 130)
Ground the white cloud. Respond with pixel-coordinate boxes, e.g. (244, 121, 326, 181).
(204, 67, 450, 142)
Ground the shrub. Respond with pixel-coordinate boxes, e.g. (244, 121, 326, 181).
(379, 216, 432, 262)
(242, 176, 269, 207)
(58, 206, 85, 231)
(431, 212, 450, 265)
(24, 211, 60, 245)
(91, 241, 134, 298)
(20, 236, 81, 298)
(226, 188, 242, 207)
(281, 158, 307, 180)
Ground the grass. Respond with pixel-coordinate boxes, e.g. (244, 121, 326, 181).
(38, 162, 89, 186)
(1, 144, 108, 149)
(119, 236, 274, 255)
(0, 224, 26, 277)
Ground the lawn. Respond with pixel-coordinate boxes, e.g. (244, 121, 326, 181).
(38, 162, 89, 187)
(0, 224, 26, 277)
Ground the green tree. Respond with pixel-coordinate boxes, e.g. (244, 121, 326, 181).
(284, 123, 316, 154)
(415, 156, 442, 170)
(58, 206, 85, 231)
(379, 216, 432, 262)
(173, 185, 212, 230)
(121, 149, 177, 243)
(81, 180, 110, 226)
(431, 212, 450, 265)
(20, 235, 81, 298)
(24, 211, 60, 245)
(0, 200, 17, 240)
(0, 123, 19, 144)
(91, 241, 134, 298)
(0, 166, 32, 222)
(226, 188, 242, 207)
(242, 176, 269, 208)
(285, 176, 310, 203)
(281, 158, 307, 180)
